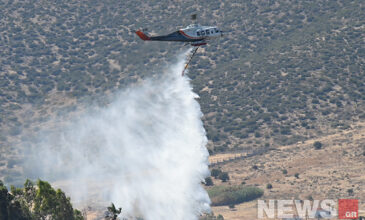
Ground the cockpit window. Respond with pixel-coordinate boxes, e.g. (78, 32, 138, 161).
(201, 30, 205, 36)
(215, 28, 219, 33)
(197, 31, 200, 36)
(211, 29, 214, 34)
(206, 30, 210, 35)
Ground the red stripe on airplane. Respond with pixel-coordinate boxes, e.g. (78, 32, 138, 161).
(179, 30, 201, 40)
(136, 30, 150, 41)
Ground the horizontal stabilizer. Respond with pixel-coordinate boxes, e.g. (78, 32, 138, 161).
(135, 30, 151, 41)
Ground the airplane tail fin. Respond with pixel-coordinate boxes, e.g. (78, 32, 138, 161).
(135, 30, 151, 41)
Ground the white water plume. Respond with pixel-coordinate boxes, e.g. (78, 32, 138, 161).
(25, 52, 211, 219)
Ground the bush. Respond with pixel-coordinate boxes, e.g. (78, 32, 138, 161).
(282, 169, 288, 175)
(347, 188, 354, 195)
(217, 214, 224, 220)
(208, 185, 264, 206)
(266, 183, 273, 189)
(199, 213, 224, 220)
(294, 173, 299, 178)
(218, 172, 230, 182)
(205, 177, 214, 186)
(211, 169, 222, 179)
(313, 141, 322, 150)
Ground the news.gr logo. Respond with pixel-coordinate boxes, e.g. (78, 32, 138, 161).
(338, 199, 358, 219)
(257, 199, 359, 219)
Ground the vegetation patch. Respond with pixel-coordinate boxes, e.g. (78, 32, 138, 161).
(208, 185, 263, 206)
(0, 179, 83, 220)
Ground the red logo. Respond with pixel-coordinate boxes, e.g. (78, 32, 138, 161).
(338, 199, 358, 219)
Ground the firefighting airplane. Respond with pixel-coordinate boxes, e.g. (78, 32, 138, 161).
(135, 15, 223, 47)
(135, 15, 224, 75)
(135, 23, 222, 47)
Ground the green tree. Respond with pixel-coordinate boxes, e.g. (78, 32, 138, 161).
(0, 179, 84, 220)
(0, 180, 31, 220)
(105, 203, 121, 220)
(33, 180, 80, 220)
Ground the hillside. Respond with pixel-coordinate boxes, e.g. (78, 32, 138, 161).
(208, 121, 365, 219)
(0, 0, 364, 188)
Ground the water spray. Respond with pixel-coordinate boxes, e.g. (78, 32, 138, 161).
(24, 51, 211, 220)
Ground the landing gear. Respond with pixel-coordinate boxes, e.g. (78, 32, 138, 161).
(182, 46, 200, 76)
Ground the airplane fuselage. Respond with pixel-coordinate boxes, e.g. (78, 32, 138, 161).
(178, 24, 222, 41)
(136, 24, 222, 46)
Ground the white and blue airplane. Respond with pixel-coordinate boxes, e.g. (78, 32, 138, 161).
(135, 14, 224, 47)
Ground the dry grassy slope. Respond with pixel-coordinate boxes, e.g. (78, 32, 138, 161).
(208, 121, 365, 219)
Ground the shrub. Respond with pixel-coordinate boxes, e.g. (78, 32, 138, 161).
(282, 169, 288, 175)
(313, 141, 322, 150)
(347, 188, 354, 195)
(294, 173, 299, 178)
(200, 213, 224, 220)
(266, 183, 273, 189)
(218, 172, 230, 182)
(205, 177, 214, 186)
(208, 185, 264, 206)
(217, 214, 224, 220)
(211, 169, 222, 179)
